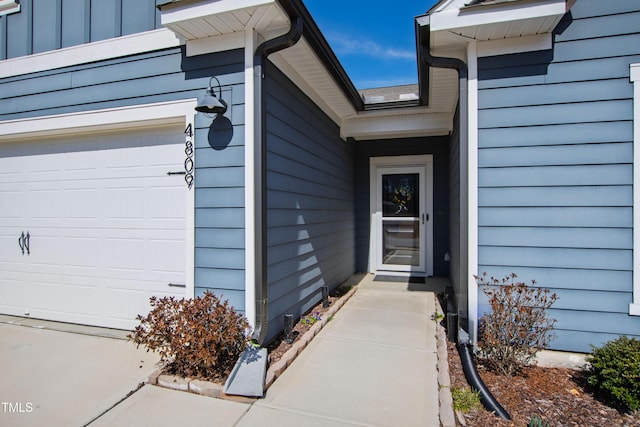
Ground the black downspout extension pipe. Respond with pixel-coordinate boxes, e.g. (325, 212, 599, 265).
(250, 15, 304, 345)
(458, 341, 512, 420)
(419, 28, 510, 421)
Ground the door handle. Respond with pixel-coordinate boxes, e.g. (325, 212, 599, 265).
(19, 232, 25, 254)
(18, 231, 30, 255)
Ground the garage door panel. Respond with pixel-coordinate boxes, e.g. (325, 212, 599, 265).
(0, 127, 189, 329)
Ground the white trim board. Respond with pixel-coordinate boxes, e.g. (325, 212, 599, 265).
(631, 62, 640, 316)
(466, 41, 480, 340)
(244, 28, 257, 330)
(0, 29, 181, 79)
(477, 33, 552, 57)
(0, 99, 197, 141)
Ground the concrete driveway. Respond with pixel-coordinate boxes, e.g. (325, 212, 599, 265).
(0, 317, 159, 427)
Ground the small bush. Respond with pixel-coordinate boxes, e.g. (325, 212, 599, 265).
(451, 387, 481, 413)
(128, 291, 249, 381)
(528, 414, 551, 427)
(586, 336, 640, 413)
(476, 273, 558, 376)
(301, 311, 322, 325)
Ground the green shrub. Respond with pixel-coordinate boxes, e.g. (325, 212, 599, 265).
(128, 291, 249, 381)
(528, 414, 551, 427)
(451, 387, 481, 413)
(476, 273, 558, 376)
(586, 336, 640, 413)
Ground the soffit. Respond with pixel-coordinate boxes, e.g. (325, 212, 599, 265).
(271, 45, 459, 140)
(159, 0, 457, 140)
(428, 0, 571, 50)
(160, 0, 289, 40)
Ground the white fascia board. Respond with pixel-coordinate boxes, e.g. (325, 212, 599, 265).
(341, 112, 452, 141)
(0, 99, 197, 141)
(161, 0, 275, 26)
(429, 0, 567, 32)
(0, 29, 181, 78)
(477, 33, 551, 57)
(186, 32, 245, 56)
(0, 0, 19, 15)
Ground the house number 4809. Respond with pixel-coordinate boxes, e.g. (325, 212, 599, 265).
(184, 124, 194, 189)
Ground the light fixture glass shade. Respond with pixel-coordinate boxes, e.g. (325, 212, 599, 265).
(195, 89, 228, 114)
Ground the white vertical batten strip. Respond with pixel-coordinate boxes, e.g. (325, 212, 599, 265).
(466, 41, 480, 341)
(244, 28, 257, 329)
(631, 63, 640, 316)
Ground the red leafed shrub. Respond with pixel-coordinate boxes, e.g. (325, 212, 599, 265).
(476, 273, 559, 376)
(128, 291, 249, 381)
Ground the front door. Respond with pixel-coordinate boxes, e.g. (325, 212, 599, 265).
(370, 156, 433, 275)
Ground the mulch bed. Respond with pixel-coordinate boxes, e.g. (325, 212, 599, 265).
(446, 340, 640, 426)
(265, 285, 351, 365)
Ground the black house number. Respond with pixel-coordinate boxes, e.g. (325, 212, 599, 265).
(184, 124, 194, 189)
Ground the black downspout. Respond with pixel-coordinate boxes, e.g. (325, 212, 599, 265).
(250, 16, 304, 345)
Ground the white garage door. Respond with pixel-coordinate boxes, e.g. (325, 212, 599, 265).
(0, 126, 189, 329)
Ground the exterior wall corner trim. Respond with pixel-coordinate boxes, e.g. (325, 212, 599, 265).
(632, 62, 640, 316)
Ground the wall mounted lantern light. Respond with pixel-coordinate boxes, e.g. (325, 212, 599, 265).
(195, 76, 228, 117)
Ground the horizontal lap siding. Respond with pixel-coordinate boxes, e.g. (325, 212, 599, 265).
(0, 0, 160, 60)
(477, 0, 640, 352)
(265, 64, 355, 343)
(190, 51, 245, 312)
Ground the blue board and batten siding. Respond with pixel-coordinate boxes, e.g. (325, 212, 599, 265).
(264, 64, 355, 342)
(477, 0, 640, 352)
(0, 0, 248, 312)
(0, 0, 161, 60)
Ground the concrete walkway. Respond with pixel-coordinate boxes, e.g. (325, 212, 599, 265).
(239, 275, 442, 427)
(0, 320, 159, 427)
(0, 275, 444, 426)
(90, 274, 443, 426)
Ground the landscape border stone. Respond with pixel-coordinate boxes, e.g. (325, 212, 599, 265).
(147, 284, 358, 402)
(434, 295, 457, 427)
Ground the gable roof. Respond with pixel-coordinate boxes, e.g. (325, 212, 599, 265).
(158, 0, 454, 140)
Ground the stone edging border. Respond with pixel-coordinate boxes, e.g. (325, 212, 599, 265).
(146, 285, 358, 403)
(434, 294, 457, 427)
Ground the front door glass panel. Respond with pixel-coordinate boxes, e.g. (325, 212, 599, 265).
(381, 173, 420, 266)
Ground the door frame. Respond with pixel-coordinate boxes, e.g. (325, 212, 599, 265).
(369, 155, 433, 276)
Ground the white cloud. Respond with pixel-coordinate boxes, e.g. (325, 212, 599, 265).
(326, 31, 415, 61)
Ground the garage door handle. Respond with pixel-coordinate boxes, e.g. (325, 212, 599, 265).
(167, 171, 186, 176)
(168, 283, 186, 288)
(18, 231, 30, 255)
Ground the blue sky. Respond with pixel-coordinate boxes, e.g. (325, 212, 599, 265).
(304, 0, 439, 89)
